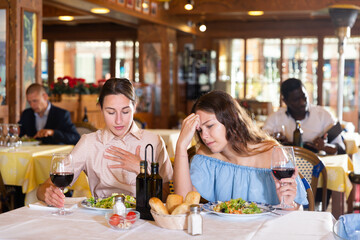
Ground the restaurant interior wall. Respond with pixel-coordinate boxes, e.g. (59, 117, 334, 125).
(5, 0, 360, 130)
(40, 25, 360, 131)
(0, 0, 42, 124)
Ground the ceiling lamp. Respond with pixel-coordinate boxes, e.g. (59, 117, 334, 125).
(90, 7, 110, 14)
(58, 16, 74, 21)
(142, 2, 149, 9)
(184, 0, 194, 11)
(199, 23, 206, 32)
(248, 11, 264, 16)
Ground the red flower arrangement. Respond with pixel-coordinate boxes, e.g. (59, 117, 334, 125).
(50, 76, 102, 95)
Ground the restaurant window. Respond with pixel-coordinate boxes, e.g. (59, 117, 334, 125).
(0, 9, 6, 105)
(246, 38, 281, 107)
(282, 38, 318, 105)
(41, 40, 48, 85)
(54, 41, 111, 83)
(115, 40, 134, 80)
(323, 37, 360, 126)
(218, 39, 245, 98)
(22, 11, 37, 110)
(143, 43, 161, 116)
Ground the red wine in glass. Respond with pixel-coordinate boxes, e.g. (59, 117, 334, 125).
(50, 172, 74, 189)
(271, 146, 296, 209)
(50, 153, 74, 215)
(272, 168, 295, 180)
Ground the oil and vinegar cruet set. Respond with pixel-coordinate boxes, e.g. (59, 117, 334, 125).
(136, 144, 162, 220)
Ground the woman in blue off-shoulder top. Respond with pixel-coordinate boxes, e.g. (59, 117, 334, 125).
(173, 91, 308, 210)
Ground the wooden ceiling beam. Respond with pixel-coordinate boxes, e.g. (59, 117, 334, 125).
(44, 0, 197, 34)
(168, 0, 360, 13)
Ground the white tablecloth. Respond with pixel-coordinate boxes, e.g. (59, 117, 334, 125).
(0, 199, 336, 239)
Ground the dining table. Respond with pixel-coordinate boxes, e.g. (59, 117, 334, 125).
(318, 154, 353, 219)
(0, 144, 91, 205)
(0, 198, 337, 240)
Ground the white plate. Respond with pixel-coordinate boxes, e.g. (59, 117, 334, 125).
(202, 201, 274, 218)
(80, 199, 135, 212)
(21, 141, 40, 146)
(80, 199, 113, 212)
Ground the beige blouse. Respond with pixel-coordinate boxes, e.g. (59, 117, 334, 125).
(70, 122, 173, 198)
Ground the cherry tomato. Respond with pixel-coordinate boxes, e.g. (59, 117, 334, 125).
(109, 214, 121, 226)
(126, 211, 137, 224)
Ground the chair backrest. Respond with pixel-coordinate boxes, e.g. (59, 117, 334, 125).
(134, 118, 146, 129)
(74, 122, 98, 136)
(298, 172, 315, 211)
(293, 146, 327, 211)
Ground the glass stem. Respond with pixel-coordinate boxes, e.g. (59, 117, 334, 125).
(59, 188, 65, 215)
(281, 182, 285, 205)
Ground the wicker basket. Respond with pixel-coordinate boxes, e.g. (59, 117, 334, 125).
(150, 210, 188, 230)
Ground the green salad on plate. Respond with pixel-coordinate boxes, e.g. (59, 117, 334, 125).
(86, 193, 136, 209)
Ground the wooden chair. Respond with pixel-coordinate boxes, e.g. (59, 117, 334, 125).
(134, 118, 146, 129)
(293, 146, 327, 211)
(0, 172, 14, 213)
(298, 172, 315, 211)
(74, 122, 98, 136)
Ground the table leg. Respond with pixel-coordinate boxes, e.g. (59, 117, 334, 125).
(332, 191, 344, 219)
(347, 187, 355, 213)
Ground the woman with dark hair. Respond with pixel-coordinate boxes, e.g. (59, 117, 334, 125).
(37, 78, 173, 208)
(174, 90, 308, 210)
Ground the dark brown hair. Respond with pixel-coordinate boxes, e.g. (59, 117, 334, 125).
(98, 78, 136, 108)
(192, 90, 278, 155)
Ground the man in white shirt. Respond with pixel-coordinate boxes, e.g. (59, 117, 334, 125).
(263, 78, 345, 155)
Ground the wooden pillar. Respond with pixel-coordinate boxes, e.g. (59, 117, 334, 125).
(47, 39, 55, 87)
(317, 36, 324, 106)
(138, 24, 177, 129)
(110, 38, 116, 78)
(4, 0, 42, 123)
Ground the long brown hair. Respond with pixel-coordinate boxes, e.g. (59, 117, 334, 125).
(98, 78, 136, 109)
(192, 90, 278, 156)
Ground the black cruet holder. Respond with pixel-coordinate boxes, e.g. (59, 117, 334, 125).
(137, 144, 155, 220)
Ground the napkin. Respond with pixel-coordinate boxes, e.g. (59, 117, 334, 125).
(337, 213, 360, 240)
(28, 197, 86, 211)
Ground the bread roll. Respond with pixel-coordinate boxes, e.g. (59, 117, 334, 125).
(171, 203, 190, 215)
(184, 191, 201, 205)
(166, 194, 183, 214)
(149, 197, 169, 215)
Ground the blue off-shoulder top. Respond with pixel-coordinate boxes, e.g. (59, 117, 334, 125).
(190, 154, 308, 206)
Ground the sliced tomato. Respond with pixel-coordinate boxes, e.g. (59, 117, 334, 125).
(126, 211, 137, 224)
(109, 214, 121, 226)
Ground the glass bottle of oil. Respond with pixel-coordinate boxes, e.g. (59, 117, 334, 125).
(293, 120, 303, 147)
(149, 162, 162, 200)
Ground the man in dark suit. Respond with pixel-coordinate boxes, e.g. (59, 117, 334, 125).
(19, 83, 80, 145)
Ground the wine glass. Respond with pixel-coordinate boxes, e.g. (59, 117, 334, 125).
(271, 146, 296, 209)
(0, 124, 6, 147)
(8, 124, 21, 150)
(272, 125, 286, 142)
(50, 153, 74, 215)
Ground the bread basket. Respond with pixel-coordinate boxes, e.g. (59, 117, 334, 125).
(150, 210, 188, 230)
